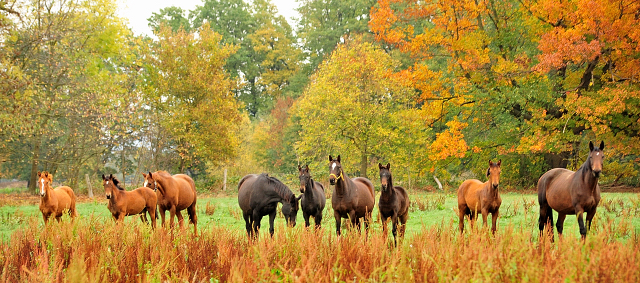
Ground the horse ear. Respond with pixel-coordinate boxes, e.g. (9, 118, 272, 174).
(148, 171, 152, 178)
(337, 155, 341, 162)
(378, 163, 383, 169)
(142, 173, 147, 178)
(305, 164, 309, 171)
(489, 160, 493, 167)
(102, 174, 106, 180)
(599, 141, 605, 150)
(486, 168, 491, 176)
(298, 165, 302, 171)
(329, 155, 333, 162)
(386, 163, 391, 169)
(37, 171, 41, 177)
(497, 160, 501, 166)
(589, 141, 594, 151)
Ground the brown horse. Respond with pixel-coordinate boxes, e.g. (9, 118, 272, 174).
(457, 160, 502, 234)
(145, 171, 197, 233)
(37, 171, 77, 224)
(538, 141, 604, 240)
(378, 163, 409, 246)
(298, 165, 326, 229)
(102, 174, 157, 228)
(328, 155, 375, 236)
(238, 173, 301, 238)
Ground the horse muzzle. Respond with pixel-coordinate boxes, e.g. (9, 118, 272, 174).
(593, 170, 601, 178)
(329, 178, 336, 185)
(381, 184, 388, 191)
(300, 186, 305, 193)
(40, 192, 45, 197)
(106, 194, 111, 199)
(492, 184, 499, 190)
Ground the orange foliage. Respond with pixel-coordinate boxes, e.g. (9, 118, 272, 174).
(429, 120, 469, 160)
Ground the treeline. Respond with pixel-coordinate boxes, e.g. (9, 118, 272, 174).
(1, 0, 639, 193)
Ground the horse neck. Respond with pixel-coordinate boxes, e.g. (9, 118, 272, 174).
(110, 187, 124, 203)
(380, 175, 396, 198)
(304, 178, 315, 199)
(334, 172, 352, 197)
(154, 175, 173, 196)
(578, 157, 599, 194)
(483, 181, 499, 199)
(42, 184, 55, 202)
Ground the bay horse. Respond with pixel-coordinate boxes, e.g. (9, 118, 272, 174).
(328, 155, 375, 236)
(102, 174, 157, 228)
(37, 171, 78, 224)
(298, 165, 326, 229)
(237, 173, 301, 238)
(538, 141, 604, 240)
(377, 163, 409, 246)
(457, 160, 502, 234)
(145, 171, 197, 233)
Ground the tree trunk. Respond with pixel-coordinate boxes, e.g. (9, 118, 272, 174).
(223, 168, 227, 191)
(28, 138, 41, 194)
(85, 173, 93, 198)
(359, 147, 367, 178)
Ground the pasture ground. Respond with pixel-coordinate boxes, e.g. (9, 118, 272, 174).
(1, 189, 639, 281)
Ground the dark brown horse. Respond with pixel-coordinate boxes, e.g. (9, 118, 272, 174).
(298, 165, 326, 229)
(328, 155, 375, 236)
(377, 163, 409, 246)
(102, 174, 157, 228)
(37, 171, 77, 224)
(145, 171, 197, 233)
(538, 141, 604, 240)
(238, 173, 301, 238)
(457, 160, 502, 234)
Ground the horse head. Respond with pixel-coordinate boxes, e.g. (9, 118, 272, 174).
(378, 163, 392, 192)
(142, 172, 157, 192)
(298, 165, 311, 193)
(282, 195, 302, 227)
(486, 160, 502, 189)
(37, 171, 53, 197)
(589, 141, 605, 178)
(102, 174, 121, 199)
(328, 155, 343, 186)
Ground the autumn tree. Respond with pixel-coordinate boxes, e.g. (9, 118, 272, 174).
(142, 24, 244, 172)
(0, 0, 138, 191)
(291, 36, 427, 178)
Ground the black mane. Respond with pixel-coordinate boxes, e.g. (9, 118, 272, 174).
(260, 173, 294, 202)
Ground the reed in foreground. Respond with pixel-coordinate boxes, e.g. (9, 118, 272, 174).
(1, 216, 639, 282)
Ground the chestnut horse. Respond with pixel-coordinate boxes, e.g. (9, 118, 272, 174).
(238, 173, 301, 238)
(378, 163, 409, 246)
(457, 160, 502, 234)
(37, 171, 77, 224)
(328, 155, 375, 236)
(102, 174, 157, 228)
(145, 171, 197, 233)
(298, 165, 326, 229)
(538, 141, 604, 240)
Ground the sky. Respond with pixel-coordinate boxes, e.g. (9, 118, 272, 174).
(116, 0, 300, 37)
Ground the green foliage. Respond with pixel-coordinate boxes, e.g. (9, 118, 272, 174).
(147, 6, 192, 33)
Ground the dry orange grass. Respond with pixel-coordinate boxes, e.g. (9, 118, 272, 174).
(1, 216, 639, 282)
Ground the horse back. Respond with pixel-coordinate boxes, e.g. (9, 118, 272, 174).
(537, 168, 573, 204)
(457, 179, 484, 210)
(132, 186, 158, 205)
(352, 177, 375, 200)
(394, 186, 410, 215)
(173, 174, 197, 209)
(238, 174, 258, 212)
(352, 177, 375, 211)
(54, 186, 76, 208)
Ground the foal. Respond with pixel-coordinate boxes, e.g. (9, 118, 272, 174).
(38, 171, 78, 224)
(103, 174, 157, 228)
(457, 160, 502, 234)
(377, 163, 409, 246)
(298, 165, 326, 229)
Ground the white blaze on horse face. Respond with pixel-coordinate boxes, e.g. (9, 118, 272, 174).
(106, 181, 109, 185)
(40, 179, 45, 195)
(143, 180, 148, 187)
(596, 152, 600, 156)
(332, 163, 337, 170)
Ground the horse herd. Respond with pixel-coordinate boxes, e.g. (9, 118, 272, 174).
(35, 141, 605, 243)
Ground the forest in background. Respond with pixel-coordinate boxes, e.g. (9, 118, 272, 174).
(1, 0, 638, 194)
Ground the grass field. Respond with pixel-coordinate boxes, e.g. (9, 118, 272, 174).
(1, 190, 640, 281)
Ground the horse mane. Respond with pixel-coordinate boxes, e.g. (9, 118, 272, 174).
(260, 173, 294, 202)
(154, 170, 173, 178)
(111, 176, 125, 191)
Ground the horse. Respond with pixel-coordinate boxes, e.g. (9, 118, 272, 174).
(457, 160, 502, 234)
(328, 155, 375, 236)
(237, 173, 301, 238)
(37, 171, 78, 224)
(377, 163, 409, 246)
(538, 141, 604, 240)
(298, 165, 326, 229)
(144, 171, 197, 233)
(102, 174, 157, 228)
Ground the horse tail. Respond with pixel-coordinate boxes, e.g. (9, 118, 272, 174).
(68, 187, 78, 218)
(537, 172, 554, 232)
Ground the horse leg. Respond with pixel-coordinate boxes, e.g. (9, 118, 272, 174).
(538, 204, 554, 241)
(303, 211, 311, 228)
(491, 210, 499, 235)
(381, 215, 388, 239)
(175, 210, 185, 229)
(458, 204, 467, 234)
(334, 211, 342, 236)
(314, 213, 322, 229)
(481, 208, 489, 230)
(399, 212, 408, 239)
(158, 206, 166, 228)
(349, 211, 359, 233)
(391, 212, 399, 247)
(576, 207, 587, 240)
(268, 210, 277, 237)
(168, 205, 177, 229)
(242, 211, 252, 238)
(252, 212, 263, 238)
(556, 213, 566, 238)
